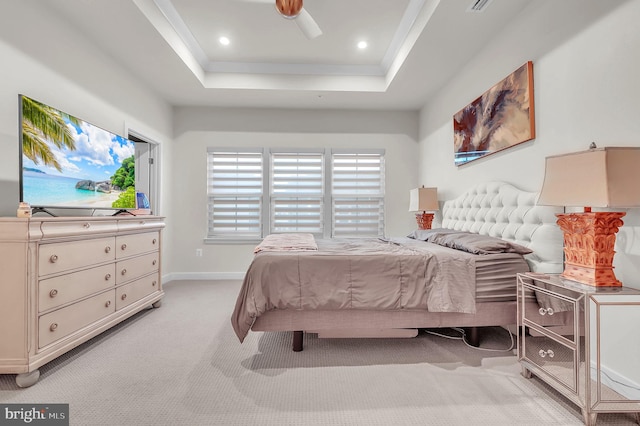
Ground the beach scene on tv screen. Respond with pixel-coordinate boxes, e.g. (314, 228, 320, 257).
(21, 96, 135, 209)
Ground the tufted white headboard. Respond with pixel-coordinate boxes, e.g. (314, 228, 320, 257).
(440, 181, 564, 274)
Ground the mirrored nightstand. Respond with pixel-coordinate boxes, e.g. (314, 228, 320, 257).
(517, 272, 640, 425)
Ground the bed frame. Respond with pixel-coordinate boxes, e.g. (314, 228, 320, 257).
(251, 181, 566, 351)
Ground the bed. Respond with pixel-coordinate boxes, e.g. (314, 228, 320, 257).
(231, 181, 566, 351)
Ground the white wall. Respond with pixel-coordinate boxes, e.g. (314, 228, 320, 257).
(0, 2, 174, 270)
(167, 106, 420, 279)
(418, 0, 640, 287)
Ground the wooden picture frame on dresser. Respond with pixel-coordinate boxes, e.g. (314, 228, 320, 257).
(0, 215, 165, 387)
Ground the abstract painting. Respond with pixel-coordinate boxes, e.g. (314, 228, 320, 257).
(453, 61, 535, 165)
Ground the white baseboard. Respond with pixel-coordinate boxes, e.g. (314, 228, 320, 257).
(162, 272, 245, 283)
(591, 362, 640, 400)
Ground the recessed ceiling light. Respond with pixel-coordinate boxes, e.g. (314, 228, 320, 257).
(357, 41, 367, 49)
(219, 36, 230, 46)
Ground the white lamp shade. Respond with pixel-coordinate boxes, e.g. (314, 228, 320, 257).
(409, 187, 439, 212)
(538, 147, 640, 208)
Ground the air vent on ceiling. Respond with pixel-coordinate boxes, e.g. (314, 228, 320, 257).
(466, 0, 494, 13)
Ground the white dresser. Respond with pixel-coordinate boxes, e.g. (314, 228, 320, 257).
(0, 215, 164, 387)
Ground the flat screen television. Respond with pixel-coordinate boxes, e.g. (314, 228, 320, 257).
(19, 95, 136, 213)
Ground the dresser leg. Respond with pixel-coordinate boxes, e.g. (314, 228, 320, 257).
(521, 365, 532, 379)
(152, 300, 162, 308)
(633, 412, 640, 425)
(582, 409, 597, 426)
(16, 370, 40, 388)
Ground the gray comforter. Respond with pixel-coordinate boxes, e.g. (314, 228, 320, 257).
(231, 238, 480, 342)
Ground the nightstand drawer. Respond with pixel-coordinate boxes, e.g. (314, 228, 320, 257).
(521, 283, 578, 344)
(522, 332, 578, 394)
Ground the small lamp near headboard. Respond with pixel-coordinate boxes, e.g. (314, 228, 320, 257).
(409, 187, 438, 230)
(537, 145, 640, 287)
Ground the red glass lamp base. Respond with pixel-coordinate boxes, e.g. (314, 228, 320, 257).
(555, 212, 625, 287)
(416, 212, 434, 230)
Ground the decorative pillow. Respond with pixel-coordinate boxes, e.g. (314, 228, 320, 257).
(428, 231, 533, 255)
(406, 228, 460, 241)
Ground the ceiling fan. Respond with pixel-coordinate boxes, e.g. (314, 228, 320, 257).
(240, 0, 322, 39)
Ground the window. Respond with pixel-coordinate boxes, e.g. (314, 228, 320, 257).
(331, 151, 385, 237)
(270, 151, 324, 233)
(207, 149, 263, 239)
(206, 148, 384, 241)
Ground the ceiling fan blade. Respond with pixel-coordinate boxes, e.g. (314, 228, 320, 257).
(295, 8, 322, 39)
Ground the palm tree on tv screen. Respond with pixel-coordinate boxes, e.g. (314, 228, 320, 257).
(21, 96, 79, 172)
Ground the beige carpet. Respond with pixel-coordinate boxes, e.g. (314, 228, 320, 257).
(0, 280, 637, 425)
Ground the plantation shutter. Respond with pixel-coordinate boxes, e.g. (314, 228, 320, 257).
(207, 149, 263, 239)
(331, 151, 385, 237)
(270, 151, 324, 234)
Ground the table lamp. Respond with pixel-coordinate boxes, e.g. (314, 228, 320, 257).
(409, 187, 438, 230)
(537, 145, 640, 287)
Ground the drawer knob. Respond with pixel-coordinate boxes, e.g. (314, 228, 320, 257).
(121, 243, 127, 251)
(83, 222, 91, 228)
(121, 294, 127, 301)
(538, 349, 555, 358)
(121, 269, 127, 276)
(105, 273, 112, 281)
(105, 246, 111, 253)
(49, 323, 58, 332)
(152, 280, 157, 287)
(152, 259, 157, 266)
(538, 307, 555, 316)
(49, 289, 58, 298)
(105, 300, 111, 308)
(50, 254, 59, 263)
(152, 238, 157, 245)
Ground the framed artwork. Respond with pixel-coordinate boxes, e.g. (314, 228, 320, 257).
(453, 61, 535, 166)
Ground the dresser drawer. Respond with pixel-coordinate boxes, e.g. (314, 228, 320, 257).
(116, 252, 159, 284)
(117, 218, 164, 233)
(38, 290, 115, 348)
(116, 232, 160, 259)
(38, 237, 116, 276)
(116, 274, 160, 310)
(39, 264, 116, 312)
(40, 220, 118, 238)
